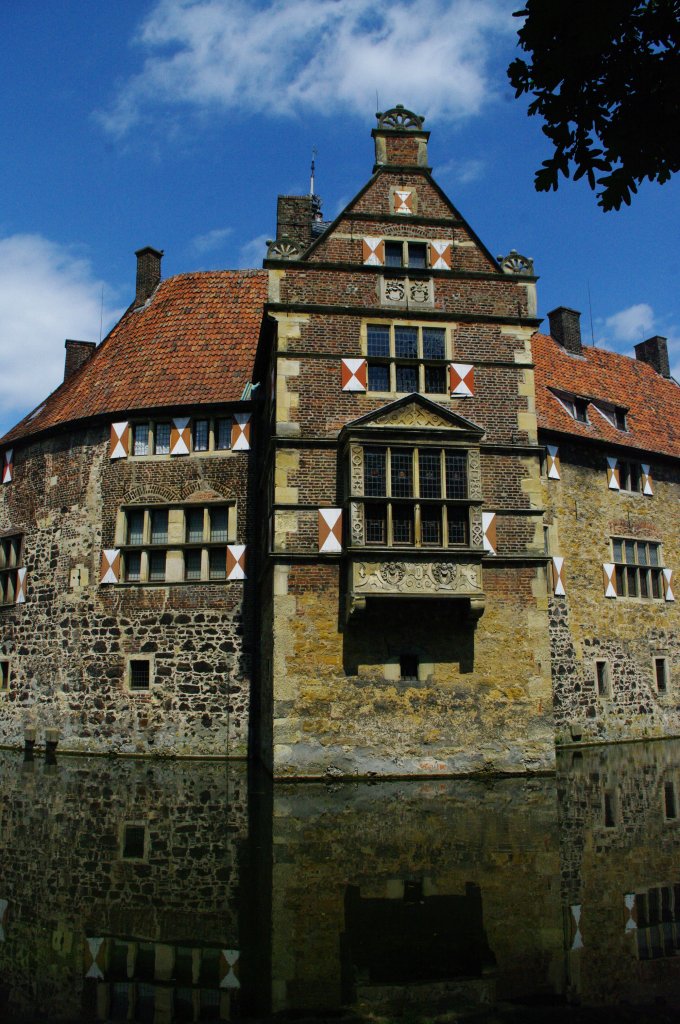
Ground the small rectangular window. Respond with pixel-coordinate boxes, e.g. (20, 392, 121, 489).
(392, 505, 413, 545)
(445, 453, 467, 498)
(604, 791, 617, 827)
(148, 550, 166, 581)
(395, 364, 418, 392)
(422, 327, 445, 360)
(664, 782, 677, 819)
(394, 326, 418, 359)
(419, 450, 441, 499)
(367, 324, 391, 357)
(0, 660, 9, 691)
(365, 449, 387, 496)
(421, 507, 441, 546)
(209, 548, 226, 580)
(595, 660, 610, 697)
(129, 660, 150, 691)
(133, 424, 149, 456)
(407, 242, 427, 268)
(400, 654, 419, 681)
(655, 657, 669, 693)
(424, 365, 447, 393)
(150, 509, 168, 544)
(216, 418, 231, 450)
(391, 450, 413, 497)
(125, 551, 142, 581)
(385, 241, 403, 267)
(184, 549, 202, 580)
(365, 505, 387, 544)
(447, 509, 467, 545)
(210, 507, 228, 542)
(186, 508, 204, 543)
(127, 510, 145, 545)
(155, 422, 171, 454)
(193, 419, 209, 452)
(122, 823, 147, 858)
(368, 364, 390, 391)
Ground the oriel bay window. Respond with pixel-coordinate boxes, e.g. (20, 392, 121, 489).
(363, 447, 469, 548)
(366, 323, 448, 394)
(119, 504, 236, 582)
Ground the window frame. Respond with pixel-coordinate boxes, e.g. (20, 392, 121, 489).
(359, 444, 471, 550)
(551, 389, 590, 424)
(0, 532, 24, 608)
(611, 536, 664, 600)
(117, 502, 236, 584)
(364, 320, 450, 396)
(127, 656, 152, 693)
(595, 659, 611, 699)
(653, 655, 671, 695)
(618, 459, 643, 493)
(0, 658, 9, 693)
(126, 416, 234, 459)
(592, 401, 628, 431)
(383, 239, 429, 269)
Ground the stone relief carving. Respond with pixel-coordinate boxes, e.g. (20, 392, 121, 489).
(471, 507, 484, 548)
(497, 249, 534, 275)
(372, 405, 454, 429)
(409, 281, 431, 304)
(350, 502, 364, 545)
(376, 105, 425, 131)
(383, 279, 405, 303)
(354, 559, 482, 595)
(350, 445, 364, 495)
(467, 448, 482, 500)
(267, 237, 302, 260)
(380, 277, 434, 308)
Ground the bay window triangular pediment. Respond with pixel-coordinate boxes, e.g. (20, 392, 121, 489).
(342, 394, 484, 439)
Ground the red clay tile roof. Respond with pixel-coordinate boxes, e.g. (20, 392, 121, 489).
(1, 270, 267, 445)
(533, 332, 680, 459)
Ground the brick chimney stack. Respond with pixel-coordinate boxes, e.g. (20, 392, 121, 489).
(634, 335, 671, 378)
(64, 339, 96, 381)
(372, 105, 430, 171)
(548, 307, 583, 355)
(135, 246, 163, 307)
(276, 196, 316, 251)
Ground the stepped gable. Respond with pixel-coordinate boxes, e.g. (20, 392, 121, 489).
(1, 269, 267, 446)
(533, 331, 680, 459)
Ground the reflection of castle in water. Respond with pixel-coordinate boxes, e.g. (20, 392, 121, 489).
(0, 740, 679, 1020)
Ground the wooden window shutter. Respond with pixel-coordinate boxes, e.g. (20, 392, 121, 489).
(219, 950, 240, 990)
(429, 240, 452, 270)
(341, 358, 367, 392)
(546, 445, 560, 480)
(226, 545, 246, 580)
(663, 569, 675, 602)
(100, 549, 120, 585)
(318, 509, 343, 553)
(449, 363, 474, 397)
(552, 556, 566, 595)
(641, 464, 653, 495)
(393, 189, 414, 215)
(482, 512, 497, 555)
(2, 448, 13, 484)
(231, 412, 251, 451)
(362, 238, 385, 266)
(170, 417, 191, 455)
(109, 423, 129, 460)
(602, 563, 617, 598)
(85, 938, 107, 979)
(15, 567, 27, 604)
(606, 457, 620, 490)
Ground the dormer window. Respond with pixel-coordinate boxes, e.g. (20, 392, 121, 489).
(552, 390, 589, 423)
(593, 401, 628, 430)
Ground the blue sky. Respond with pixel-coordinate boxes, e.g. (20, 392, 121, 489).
(1, 0, 678, 438)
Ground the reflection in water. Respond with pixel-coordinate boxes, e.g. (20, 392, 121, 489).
(0, 740, 678, 1021)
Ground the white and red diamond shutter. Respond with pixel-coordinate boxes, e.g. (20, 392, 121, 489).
(393, 190, 414, 215)
(547, 445, 560, 480)
(232, 413, 251, 451)
(318, 509, 342, 553)
(482, 512, 497, 555)
(341, 358, 367, 392)
(100, 549, 120, 585)
(606, 457, 620, 490)
(429, 241, 452, 270)
(624, 894, 638, 933)
(0, 899, 7, 941)
(552, 556, 566, 596)
(449, 363, 474, 397)
(602, 563, 617, 598)
(219, 949, 241, 990)
(109, 423, 129, 460)
(227, 545, 246, 580)
(84, 937, 107, 979)
(663, 569, 675, 602)
(641, 464, 653, 495)
(570, 905, 584, 950)
(2, 449, 13, 484)
(362, 237, 385, 266)
(15, 567, 27, 604)
(170, 417, 191, 455)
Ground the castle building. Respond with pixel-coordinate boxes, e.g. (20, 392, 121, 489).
(0, 108, 677, 775)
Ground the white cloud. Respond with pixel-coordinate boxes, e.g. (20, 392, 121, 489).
(191, 226, 233, 253)
(605, 303, 655, 344)
(99, 0, 515, 136)
(0, 234, 123, 433)
(238, 233, 269, 268)
(437, 157, 486, 186)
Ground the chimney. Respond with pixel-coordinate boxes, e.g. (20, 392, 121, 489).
(634, 335, 671, 378)
(372, 105, 430, 171)
(275, 196, 316, 250)
(548, 307, 582, 355)
(135, 246, 163, 307)
(64, 339, 96, 381)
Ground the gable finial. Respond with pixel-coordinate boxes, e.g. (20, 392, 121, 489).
(375, 105, 425, 131)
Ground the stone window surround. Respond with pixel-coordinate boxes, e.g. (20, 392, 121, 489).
(115, 503, 237, 585)
(611, 536, 665, 600)
(594, 658, 612, 700)
(615, 458, 646, 494)
(652, 653, 672, 697)
(355, 443, 471, 550)
(127, 416, 233, 458)
(0, 532, 23, 607)
(126, 655, 153, 695)
(0, 658, 9, 692)
(119, 820, 149, 860)
(382, 238, 432, 269)
(362, 319, 450, 397)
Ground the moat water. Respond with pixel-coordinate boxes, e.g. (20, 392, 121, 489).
(1, 739, 679, 1023)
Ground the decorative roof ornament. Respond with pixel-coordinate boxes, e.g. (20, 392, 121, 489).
(267, 237, 302, 260)
(375, 105, 425, 131)
(497, 249, 534, 275)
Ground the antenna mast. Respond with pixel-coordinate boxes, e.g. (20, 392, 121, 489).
(310, 146, 317, 196)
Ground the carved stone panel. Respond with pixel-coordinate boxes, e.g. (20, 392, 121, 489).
(350, 444, 364, 496)
(379, 277, 434, 309)
(468, 448, 482, 500)
(351, 557, 483, 597)
(470, 507, 484, 549)
(350, 502, 365, 545)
